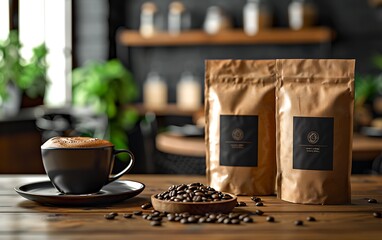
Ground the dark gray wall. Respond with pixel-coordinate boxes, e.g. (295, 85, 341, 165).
(112, 0, 382, 102)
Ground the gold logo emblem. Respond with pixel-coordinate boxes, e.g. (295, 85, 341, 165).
(307, 131, 319, 144)
(232, 128, 244, 141)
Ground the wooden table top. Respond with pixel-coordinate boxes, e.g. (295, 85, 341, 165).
(1, 174, 382, 239)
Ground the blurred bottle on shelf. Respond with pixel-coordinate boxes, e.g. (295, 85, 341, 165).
(140, 2, 159, 37)
(243, 0, 272, 36)
(288, 0, 317, 30)
(203, 6, 232, 35)
(168, 1, 191, 35)
(176, 72, 201, 111)
(143, 72, 168, 110)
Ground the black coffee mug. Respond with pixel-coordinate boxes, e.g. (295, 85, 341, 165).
(41, 144, 135, 195)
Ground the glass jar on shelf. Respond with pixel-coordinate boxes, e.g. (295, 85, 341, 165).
(243, 0, 272, 36)
(288, 0, 317, 30)
(168, 1, 191, 36)
(176, 72, 201, 111)
(140, 2, 159, 37)
(203, 6, 232, 35)
(143, 72, 168, 110)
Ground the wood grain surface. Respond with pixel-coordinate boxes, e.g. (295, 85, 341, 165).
(1, 174, 382, 239)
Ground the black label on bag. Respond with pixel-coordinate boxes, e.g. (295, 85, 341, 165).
(293, 116, 334, 171)
(220, 115, 258, 167)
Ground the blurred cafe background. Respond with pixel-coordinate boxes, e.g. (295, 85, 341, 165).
(1, 0, 382, 175)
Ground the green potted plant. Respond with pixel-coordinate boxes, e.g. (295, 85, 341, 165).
(354, 55, 382, 129)
(0, 30, 48, 116)
(72, 59, 139, 151)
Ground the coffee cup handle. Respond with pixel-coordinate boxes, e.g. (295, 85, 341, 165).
(107, 149, 135, 184)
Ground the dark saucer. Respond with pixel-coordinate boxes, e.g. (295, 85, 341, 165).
(14, 180, 145, 207)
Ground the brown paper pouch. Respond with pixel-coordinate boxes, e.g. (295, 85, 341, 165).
(276, 59, 355, 204)
(205, 59, 276, 195)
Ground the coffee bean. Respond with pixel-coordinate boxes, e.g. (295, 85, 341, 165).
(251, 196, 262, 203)
(294, 220, 303, 226)
(223, 218, 231, 224)
(159, 212, 166, 217)
(266, 216, 275, 222)
(152, 212, 160, 217)
(231, 219, 240, 224)
(239, 214, 249, 220)
(243, 217, 253, 223)
(255, 209, 264, 216)
(368, 198, 378, 203)
(104, 213, 116, 220)
(306, 216, 316, 222)
(198, 217, 207, 223)
(217, 217, 226, 223)
(236, 201, 247, 207)
(141, 202, 152, 209)
(142, 214, 149, 220)
(222, 194, 233, 200)
(187, 216, 197, 223)
(373, 212, 382, 218)
(151, 221, 161, 226)
(109, 212, 118, 217)
(255, 202, 264, 207)
(151, 216, 162, 222)
(123, 213, 133, 219)
(180, 218, 188, 224)
(229, 213, 240, 219)
(133, 211, 143, 216)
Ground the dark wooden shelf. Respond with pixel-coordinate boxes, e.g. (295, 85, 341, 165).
(118, 27, 334, 47)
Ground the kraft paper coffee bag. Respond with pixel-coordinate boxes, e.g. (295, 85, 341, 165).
(205, 59, 276, 195)
(276, 59, 355, 204)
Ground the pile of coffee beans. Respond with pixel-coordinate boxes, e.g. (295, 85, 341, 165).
(154, 183, 233, 202)
(141, 210, 254, 225)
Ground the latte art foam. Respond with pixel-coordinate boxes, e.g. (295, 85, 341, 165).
(41, 136, 113, 149)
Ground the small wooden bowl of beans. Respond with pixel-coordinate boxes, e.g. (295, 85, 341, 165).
(151, 183, 237, 215)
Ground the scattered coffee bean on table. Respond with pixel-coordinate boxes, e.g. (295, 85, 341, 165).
(294, 220, 303, 226)
(368, 198, 378, 203)
(373, 212, 382, 218)
(266, 216, 275, 222)
(255, 202, 264, 207)
(236, 201, 247, 207)
(243, 217, 253, 223)
(141, 202, 152, 209)
(180, 218, 188, 224)
(104, 213, 116, 220)
(255, 209, 264, 216)
(123, 213, 133, 219)
(133, 211, 143, 216)
(238, 214, 249, 220)
(306, 216, 316, 222)
(231, 219, 240, 224)
(150, 221, 161, 226)
(251, 196, 262, 203)
(154, 183, 233, 203)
